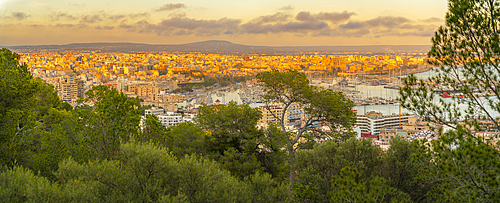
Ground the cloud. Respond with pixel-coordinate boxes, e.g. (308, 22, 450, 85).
(295, 12, 315, 21)
(50, 12, 77, 21)
(383, 29, 436, 37)
(169, 12, 187, 18)
(340, 16, 410, 29)
(25, 9, 434, 40)
(10, 12, 31, 21)
(422, 17, 442, 22)
(128, 12, 150, 18)
(240, 21, 328, 34)
(339, 21, 365, 29)
(68, 2, 85, 7)
(155, 3, 186, 12)
(95, 26, 115, 30)
(121, 17, 241, 36)
(119, 24, 136, 30)
(365, 16, 410, 27)
(278, 5, 294, 11)
(296, 11, 354, 23)
(56, 24, 76, 28)
(78, 12, 150, 24)
(159, 17, 240, 30)
(250, 12, 291, 24)
(80, 14, 103, 24)
(55, 23, 88, 28)
(349, 29, 370, 37)
(240, 11, 350, 34)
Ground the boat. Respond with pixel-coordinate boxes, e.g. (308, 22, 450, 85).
(369, 80, 380, 86)
(441, 92, 451, 98)
(384, 85, 400, 90)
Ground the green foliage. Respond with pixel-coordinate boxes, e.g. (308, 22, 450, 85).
(57, 142, 180, 202)
(413, 127, 500, 202)
(330, 167, 411, 203)
(256, 123, 289, 180)
(75, 85, 141, 160)
(203, 77, 218, 87)
(257, 69, 356, 189)
(380, 137, 435, 202)
(196, 101, 262, 154)
(61, 102, 73, 111)
(0, 49, 75, 180)
(165, 122, 207, 158)
(140, 104, 153, 116)
(55, 142, 252, 203)
(0, 166, 65, 202)
(33, 78, 62, 118)
(218, 80, 229, 87)
(245, 172, 291, 202)
(0, 48, 40, 166)
(174, 86, 193, 93)
(398, 0, 500, 202)
(400, 0, 500, 127)
(294, 138, 382, 201)
(176, 155, 246, 203)
(139, 114, 168, 144)
(195, 101, 265, 178)
(294, 182, 321, 203)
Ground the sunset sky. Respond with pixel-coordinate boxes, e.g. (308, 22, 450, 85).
(0, 0, 447, 46)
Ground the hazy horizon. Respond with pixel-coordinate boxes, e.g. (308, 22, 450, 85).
(4, 40, 433, 47)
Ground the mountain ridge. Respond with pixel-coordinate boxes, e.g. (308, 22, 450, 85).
(4, 40, 431, 54)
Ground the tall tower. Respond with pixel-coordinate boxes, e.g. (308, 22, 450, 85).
(60, 74, 84, 102)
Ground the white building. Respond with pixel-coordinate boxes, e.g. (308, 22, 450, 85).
(156, 112, 195, 127)
(356, 111, 415, 135)
(145, 107, 165, 115)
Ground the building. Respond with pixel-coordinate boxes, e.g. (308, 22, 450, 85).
(356, 111, 416, 135)
(60, 74, 84, 102)
(259, 105, 286, 125)
(258, 102, 303, 124)
(377, 117, 440, 143)
(156, 112, 194, 127)
(145, 107, 165, 116)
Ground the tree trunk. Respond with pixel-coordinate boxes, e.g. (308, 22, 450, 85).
(289, 144, 295, 191)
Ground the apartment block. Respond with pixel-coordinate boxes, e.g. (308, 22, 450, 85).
(356, 111, 415, 135)
(60, 74, 84, 102)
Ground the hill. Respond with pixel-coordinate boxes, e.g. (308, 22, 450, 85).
(5, 40, 431, 54)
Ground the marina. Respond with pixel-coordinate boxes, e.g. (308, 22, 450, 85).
(206, 68, 500, 117)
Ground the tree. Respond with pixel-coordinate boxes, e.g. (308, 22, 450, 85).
(139, 114, 168, 144)
(164, 122, 207, 158)
(329, 167, 411, 203)
(194, 101, 265, 178)
(0, 48, 41, 166)
(412, 126, 500, 202)
(399, 0, 500, 130)
(380, 137, 436, 202)
(255, 123, 289, 180)
(75, 85, 141, 160)
(0, 49, 75, 179)
(244, 172, 291, 202)
(399, 0, 500, 201)
(257, 70, 356, 189)
(0, 166, 66, 202)
(294, 138, 382, 201)
(55, 142, 250, 203)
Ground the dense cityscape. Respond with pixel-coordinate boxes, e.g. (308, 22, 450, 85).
(19, 49, 444, 143)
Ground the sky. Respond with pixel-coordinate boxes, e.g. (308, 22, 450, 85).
(0, 0, 447, 46)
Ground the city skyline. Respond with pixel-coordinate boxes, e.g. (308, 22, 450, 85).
(0, 0, 447, 46)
